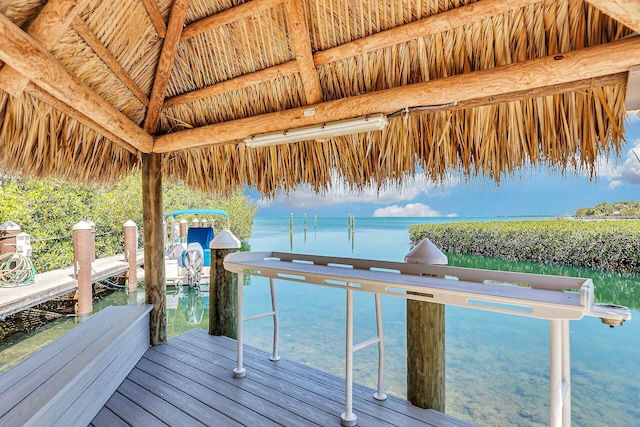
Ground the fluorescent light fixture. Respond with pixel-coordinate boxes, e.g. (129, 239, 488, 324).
(244, 114, 388, 148)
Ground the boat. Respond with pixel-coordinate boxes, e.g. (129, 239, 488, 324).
(164, 209, 230, 290)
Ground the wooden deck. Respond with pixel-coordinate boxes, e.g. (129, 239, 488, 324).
(93, 328, 476, 427)
(0, 250, 144, 319)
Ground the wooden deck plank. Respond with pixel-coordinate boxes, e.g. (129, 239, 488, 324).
(0, 305, 146, 416)
(142, 346, 325, 426)
(127, 365, 245, 427)
(117, 378, 206, 426)
(104, 391, 168, 427)
(172, 332, 429, 427)
(101, 328, 477, 427)
(189, 330, 474, 427)
(162, 336, 397, 427)
(90, 406, 129, 427)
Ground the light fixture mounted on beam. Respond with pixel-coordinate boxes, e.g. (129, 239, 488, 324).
(243, 114, 389, 148)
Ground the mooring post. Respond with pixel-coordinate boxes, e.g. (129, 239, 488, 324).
(124, 220, 138, 291)
(209, 229, 241, 338)
(73, 220, 93, 321)
(179, 219, 188, 242)
(405, 239, 448, 412)
(0, 220, 21, 255)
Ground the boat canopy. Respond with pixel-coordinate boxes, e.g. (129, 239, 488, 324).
(165, 209, 230, 229)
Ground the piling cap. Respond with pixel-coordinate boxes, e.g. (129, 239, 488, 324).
(73, 220, 92, 230)
(210, 228, 241, 249)
(124, 220, 137, 227)
(404, 238, 448, 265)
(0, 220, 20, 231)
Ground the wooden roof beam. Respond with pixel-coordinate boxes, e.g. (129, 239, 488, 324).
(162, 0, 537, 109)
(163, 60, 299, 108)
(153, 37, 640, 153)
(585, 0, 640, 34)
(284, 0, 322, 104)
(0, 12, 152, 153)
(180, 0, 285, 41)
(141, 0, 167, 38)
(0, 0, 88, 97)
(72, 17, 150, 107)
(143, 0, 190, 135)
(313, 0, 541, 66)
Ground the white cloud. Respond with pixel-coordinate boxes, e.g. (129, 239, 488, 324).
(595, 139, 640, 189)
(257, 171, 461, 209)
(373, 202, 457, 217)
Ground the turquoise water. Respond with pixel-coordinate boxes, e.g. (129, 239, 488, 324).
(1, 216, 638, 426)
(239, 216, 640, 427)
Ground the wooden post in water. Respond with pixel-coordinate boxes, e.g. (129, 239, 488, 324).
(405, 239, 448, 412)
(407, 300, 445, 411)
(88, 221, 96, 262)
(73, 220, 93, 321)
(209, 229, 241, 338)
(179, 219, 188, 241)
(142, 152, 166, 346)
(123, 220, 138, 291)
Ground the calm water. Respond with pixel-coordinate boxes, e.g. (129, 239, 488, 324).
(1, 216, 639, 426)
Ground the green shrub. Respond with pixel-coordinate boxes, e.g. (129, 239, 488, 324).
(409, 219, 640, 274)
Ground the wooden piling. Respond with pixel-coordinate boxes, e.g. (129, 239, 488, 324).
(209, 247, 238, 338)
(142, 152, 166, 346)
(123, 220, 138, 291)
(73, 221, 93, 321)
(0, 221, 20, 255)
(406, 299, 445, 412)
(179, 219, 188, 241)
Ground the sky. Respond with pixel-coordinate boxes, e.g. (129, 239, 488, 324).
(251, 114, 640, 218)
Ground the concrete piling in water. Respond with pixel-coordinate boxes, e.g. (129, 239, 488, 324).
(73, 221, 93, 321)
(124, 220, 138, 291)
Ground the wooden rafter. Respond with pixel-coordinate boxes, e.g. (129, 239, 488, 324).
(71, 17, 150, 107)
(585, 0, 640, 34)
(313, 0, 540, 66)
(143, 0, 190, 135)
(180, 0, 285, 41)
(0, 12, 152, 153)
(153, 37, 640, 153)
(163, 60, 299, 108)
(284, 0, 322, 104)
(141, 0, 167, 38)
(163, 0, 537, 109)
(0, 0, 87, 97)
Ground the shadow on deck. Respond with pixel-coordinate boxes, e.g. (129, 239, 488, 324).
(93, 328, 476, 427)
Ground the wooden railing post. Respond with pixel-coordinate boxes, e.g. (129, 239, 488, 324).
(73, 220, 93, 321)
(209, 229, 241, 338)
(405, 239, 448, 412)
(124, 220, 138, 291)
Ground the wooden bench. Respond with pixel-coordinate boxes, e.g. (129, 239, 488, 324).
(0, 304, 152, 426)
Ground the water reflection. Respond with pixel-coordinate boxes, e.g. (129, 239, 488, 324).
(167, 285, 209, 336)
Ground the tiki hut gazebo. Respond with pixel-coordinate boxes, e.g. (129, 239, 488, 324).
(0, 0, 638, 417)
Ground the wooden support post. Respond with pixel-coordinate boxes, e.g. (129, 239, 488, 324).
(73, 221, 93, 321)
(142, 152, 166, 346)
(123, 220, 138, 291)
(406, 300, 445, 411)
(209, 248, 239, 338)
(0, 221, 21, 255)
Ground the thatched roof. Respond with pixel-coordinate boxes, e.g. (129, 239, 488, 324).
(0, 0, 638, 196)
